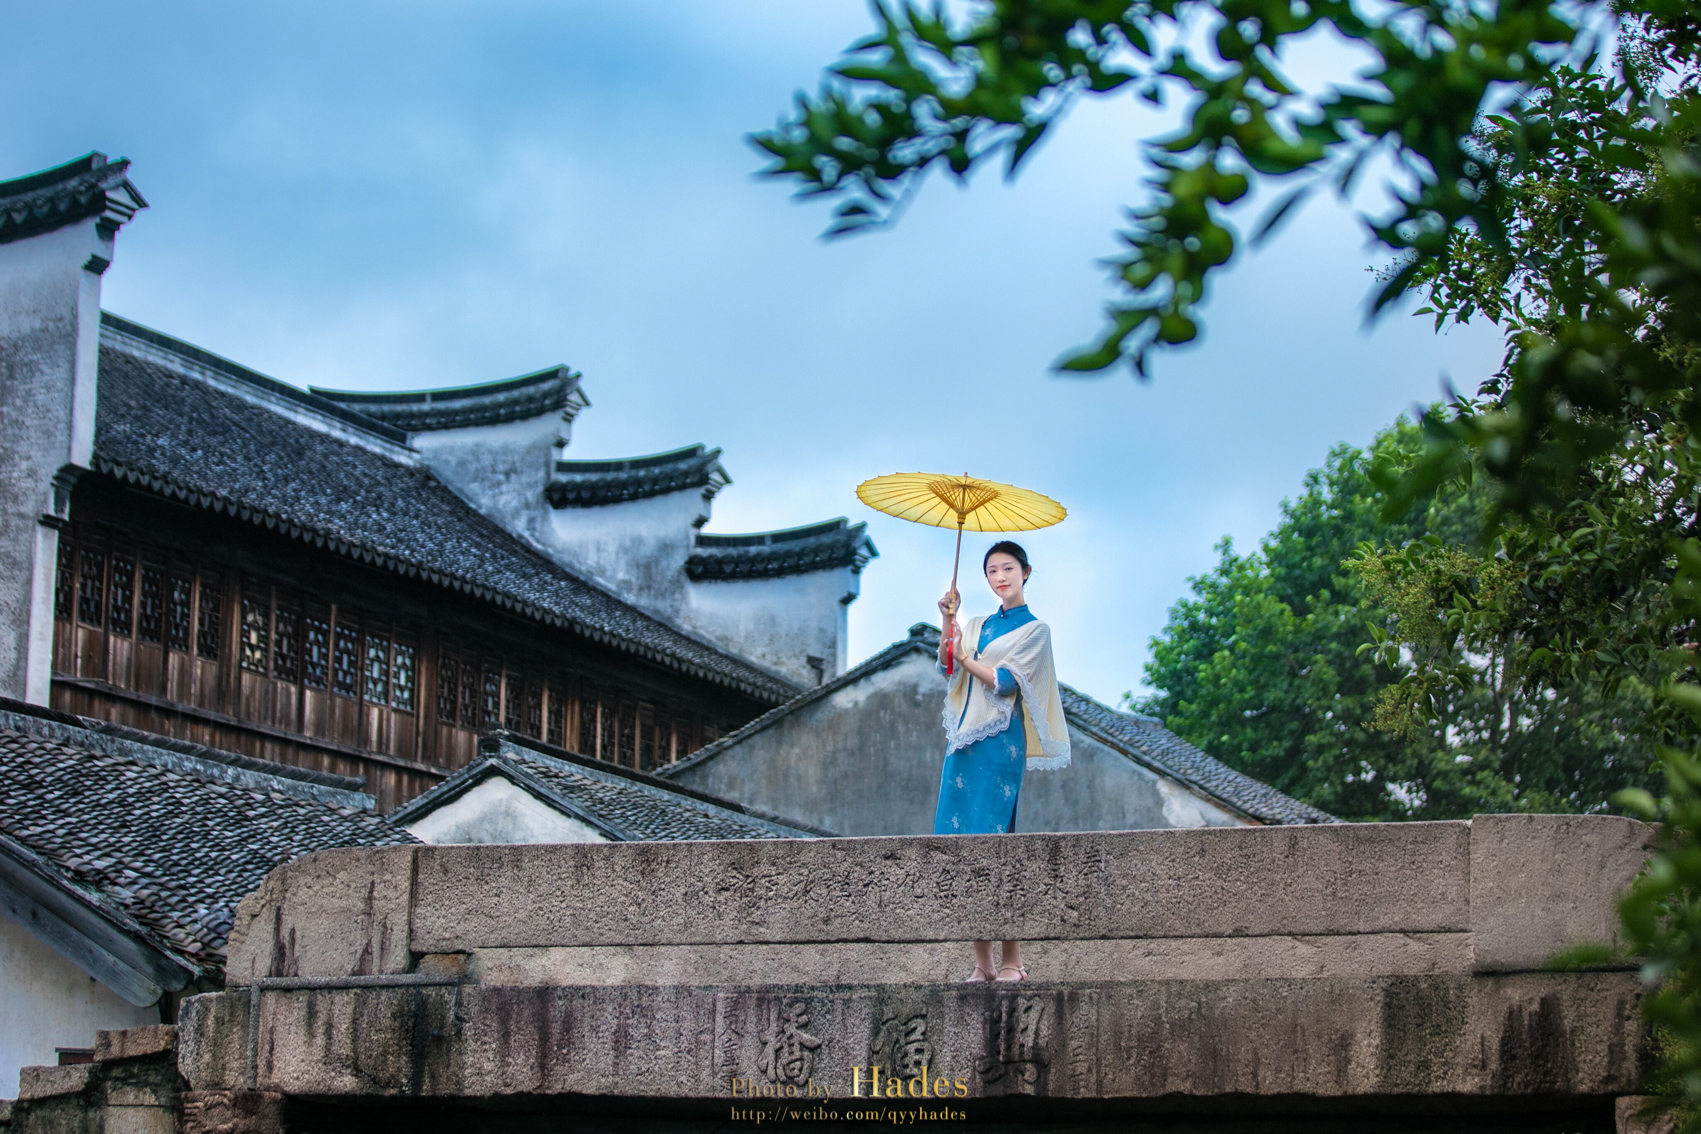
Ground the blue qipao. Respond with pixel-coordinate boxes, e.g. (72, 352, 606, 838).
(933, 603, 1036, 835)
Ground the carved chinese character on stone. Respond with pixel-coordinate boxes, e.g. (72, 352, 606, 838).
(871, 1012, 932, 1079)
(976, 997, 1047, 1087)
(757, 999, 822, 1087)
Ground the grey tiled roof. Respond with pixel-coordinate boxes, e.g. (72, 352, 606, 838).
(0, 152, 146, 246)
(91, 330, 801, 704)
(0, 699, 414, 979)
(391, 733, 822, 841)
(663, 624, 1337, 825)
(687, 519, 878, 581)
(546, 445, 730, 507)
(104, 313, 408, 443)
(1058, 690, 1339, 826)
(311, 367, 585, 432)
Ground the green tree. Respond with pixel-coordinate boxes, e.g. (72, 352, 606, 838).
(1346, 12, 1701, 811)
(754, 0, 1699, 510)
(1138, 416, 1662, 819)
(1134, 426, 1436, 820)
(754, 0, 1701, 1110)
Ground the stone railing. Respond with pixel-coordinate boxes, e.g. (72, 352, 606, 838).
(176, 815, 1656, 1130)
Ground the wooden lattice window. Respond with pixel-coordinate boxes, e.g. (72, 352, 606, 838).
(77, 549, 104, 627)
(618, 701, 636, 768)
(525, 681, 544, 739)
(578, 688, 597, 754)
(332, 620, 360, 697)
(364, 630, 391, 705)
(656, 713, 674, 765)
(392, 643, 416, 713)
(546, 684, 565, 747)
(54, 543, 75, 620)
(195, 575, 222, 659)
(302, 614, 330, 688)
(481, 665, 502, 729)
(166, 575, 193, 651)
(272, 605, 300, 682)
(599, 696, 617, 762)
(459, 661, 479, 730)
(137, 566, 164, 644)
(437, 655, 459, 723)
(638, 705, 655, 769)
(108, 553, 134, 636)
(503, 673, 523, 732)
(240, 591, 271, 673)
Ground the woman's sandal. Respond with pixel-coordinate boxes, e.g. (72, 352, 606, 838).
(964, 964, 995, 983)
(995, 963, 1029, 982)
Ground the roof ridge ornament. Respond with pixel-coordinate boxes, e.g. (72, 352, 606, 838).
(0, 152, 147, 246)
(546, 445, 731, 508)
(311, 366, 586, 432)
(686, 519, 877, 581)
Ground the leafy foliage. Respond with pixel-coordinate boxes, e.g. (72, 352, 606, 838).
(754, 0, 1591, 377)
(755, 0, 1701, 1104)
(1135, 419, 1659, 819)
(1618, 736, 1701, 1132)
(1385, 5, 1701, 516)
(757, 1, 1699, 514)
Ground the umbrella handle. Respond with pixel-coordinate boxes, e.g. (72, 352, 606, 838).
(944, 518, 965, 676)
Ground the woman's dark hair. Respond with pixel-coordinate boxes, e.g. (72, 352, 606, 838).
(983, 540, 1032, 576)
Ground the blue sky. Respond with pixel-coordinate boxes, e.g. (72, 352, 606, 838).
(2, 1, 1506, 705)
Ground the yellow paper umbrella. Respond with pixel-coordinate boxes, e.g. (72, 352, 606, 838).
(856, 472, 1066, 672)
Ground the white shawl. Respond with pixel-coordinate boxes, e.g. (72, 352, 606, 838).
(942, 615, 1072, 770)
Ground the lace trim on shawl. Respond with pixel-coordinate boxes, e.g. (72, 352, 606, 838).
(939, 623, 1072, 771)
(1007, 664, 1071, 771)
(941, 693, 1018, 754)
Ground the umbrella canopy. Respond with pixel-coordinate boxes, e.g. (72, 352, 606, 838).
(855, 473, 1066, 533)
(856, 472, 1066, 676)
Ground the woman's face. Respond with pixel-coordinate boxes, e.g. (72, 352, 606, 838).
(985, 552, 1028, 606)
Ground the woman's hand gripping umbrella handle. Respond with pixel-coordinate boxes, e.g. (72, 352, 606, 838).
(939, 519, 966, 676)
(938, 587, 961, 676)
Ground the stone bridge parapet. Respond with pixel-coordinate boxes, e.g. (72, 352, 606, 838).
(175, 815, 1658, 1131)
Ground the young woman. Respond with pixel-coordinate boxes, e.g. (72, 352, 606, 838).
(934, 540, 1071, 983)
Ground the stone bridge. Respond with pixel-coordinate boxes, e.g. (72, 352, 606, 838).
(65, 816, 1673, 1131)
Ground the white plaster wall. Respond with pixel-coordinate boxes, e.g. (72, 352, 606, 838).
(542, 492, 706, 614)
(419, 419, 856, 688)
(671, 648, 1255, 835)
(1153, 775, 1246, 828)
(404, 776, 612, 844)
(0, 220, 110, 703)
(410, 416, 564, 540)
(0, 910, 156, 1096)
(684, 568, 855, 686)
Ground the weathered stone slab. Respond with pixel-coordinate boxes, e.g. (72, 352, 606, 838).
(406, 824, 1474, 953)
(225, 846, 416, 985)
(465, 932, 1475, 986)
(179, 972, 1642, 1102)
(17, 1064, 95, 1100)
(95, 1024, 177, 1062)
(1471, 814, 1654, 972)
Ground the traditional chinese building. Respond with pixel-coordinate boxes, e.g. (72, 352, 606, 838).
(0, 152, 875, 812)
(658, 624, 1335, 834)
(0, 693, 820, 1092)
